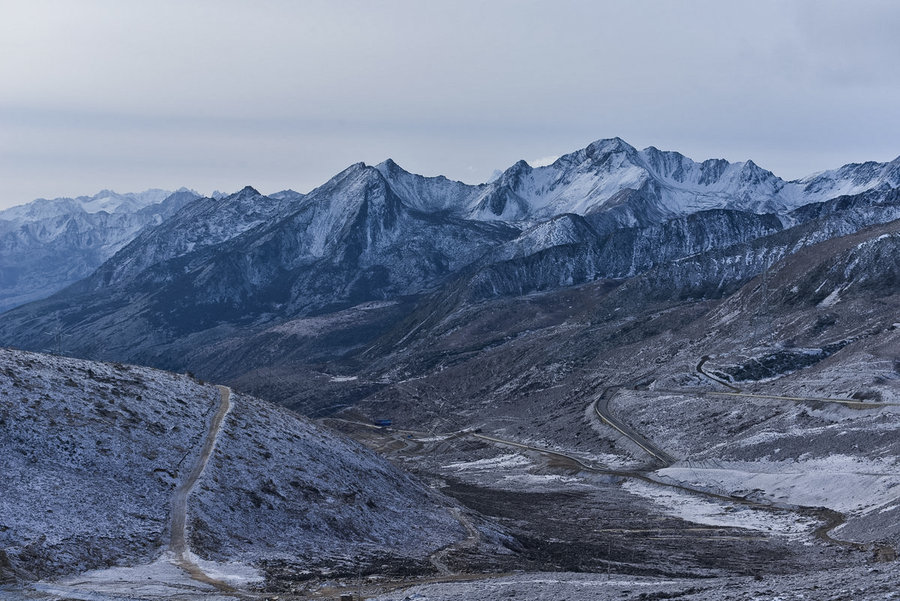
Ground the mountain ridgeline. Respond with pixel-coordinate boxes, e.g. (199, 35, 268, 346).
(0, 189, 200, 313)
(0, 138, 897, 383)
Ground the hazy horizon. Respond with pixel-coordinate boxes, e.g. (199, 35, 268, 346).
(2, 0, 898, 209)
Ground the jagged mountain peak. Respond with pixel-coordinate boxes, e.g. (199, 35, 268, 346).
(268, 189, 304, 202)
(791, 155, 900, 203)
(377, 157, 402, 172)
(737, 159, 779, 182)
(550, 137, 640, 170)
(375, 158, 459, 186)
(233, 185, 261, 197)
(314, 161, 379, 193)
(498, 159, 533, 181)
(585, 136, 637, 156)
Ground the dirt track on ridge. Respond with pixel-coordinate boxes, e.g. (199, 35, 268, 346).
(169, 384, 235, 593)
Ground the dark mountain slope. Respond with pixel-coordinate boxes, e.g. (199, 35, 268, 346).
(0, 165, 517, 367)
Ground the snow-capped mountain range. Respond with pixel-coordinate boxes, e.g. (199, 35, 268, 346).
(0, 189, 175, 222)
(0, 188, 200, 313)
(0, 138, 897, 374)
(380, 137, 900, 222)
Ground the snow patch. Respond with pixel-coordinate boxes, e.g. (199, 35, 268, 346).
(817, 287, 842, 307)
(658, 455, 900, 515)
(622, 480, 815, 537)
(444, 453, 532, 471)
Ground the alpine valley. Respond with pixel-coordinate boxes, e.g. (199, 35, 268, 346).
(1, 138, 899, 600)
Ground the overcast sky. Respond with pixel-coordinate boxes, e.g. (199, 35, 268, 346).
(1, 0, 898, 208)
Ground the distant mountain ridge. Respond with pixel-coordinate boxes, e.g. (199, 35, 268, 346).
(0, 188, 175, 222)
(380, 137, 900, 223)
(0, 138, 897, 378)
(0, 188, 201, 312)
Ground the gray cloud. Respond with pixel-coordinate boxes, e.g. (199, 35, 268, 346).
(1, 0, 898, 207)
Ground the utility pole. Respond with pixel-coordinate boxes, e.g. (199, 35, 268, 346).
(607, 540, 612, 579)
(43, 323, 68, 356)
(761, 256, 770, 324)
(753, 254, 771, 346)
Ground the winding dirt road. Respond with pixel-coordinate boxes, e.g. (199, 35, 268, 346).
(696, 355, 898, 407)
(169, 384, 235, 593)
(593, 386, 675, 467)
(429, 508, 481, 576)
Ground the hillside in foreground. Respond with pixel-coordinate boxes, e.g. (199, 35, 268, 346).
(0, 348, 477, 596)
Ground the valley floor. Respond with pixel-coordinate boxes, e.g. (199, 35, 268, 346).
(4, 334, 898, 600)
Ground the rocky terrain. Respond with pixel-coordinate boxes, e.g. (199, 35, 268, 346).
(0, 348, 470, 598)
(0, 138, 897, 599)
(1, 139, 898, 376)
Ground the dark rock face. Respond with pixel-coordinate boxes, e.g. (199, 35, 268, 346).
(464, 210, 784, 301)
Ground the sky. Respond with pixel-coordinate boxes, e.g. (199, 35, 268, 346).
(1, 0, 898, 208)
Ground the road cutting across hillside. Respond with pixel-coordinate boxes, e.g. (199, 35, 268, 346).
(333, 373, 880, 555)
(169, 384, 237, 594)
(593, 386, 676, 467)
(695, 355, 898, 407)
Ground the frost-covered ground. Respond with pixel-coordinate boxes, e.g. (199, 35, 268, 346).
(0, 348, 468, 597)
(0, 347, 217, 579)
(620, 479, 818, 539)
(369, 564, 900, 601)
(25, 554, 256, 601)
(188, 391, 465, 568)
(608, 382, 900, 547)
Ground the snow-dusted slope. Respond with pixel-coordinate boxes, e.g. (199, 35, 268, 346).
(376, 158, 484, 214)
(792, 156, 900, 203)
(190, 391, 463, 566)
(0, 349, 216, 579)
(0, 348, 463, 582)
(462, 138, 899, 222)
(90, 186, 300, 289)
